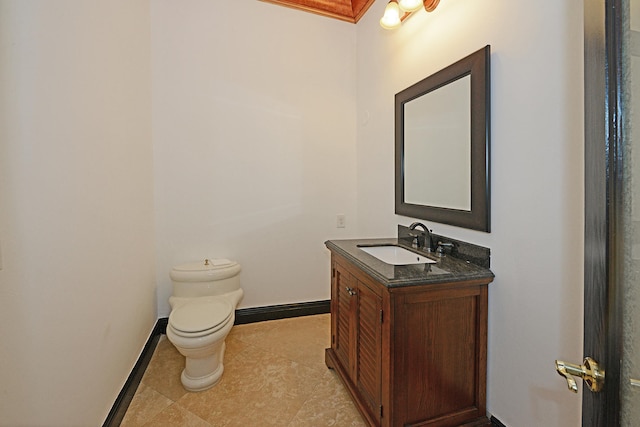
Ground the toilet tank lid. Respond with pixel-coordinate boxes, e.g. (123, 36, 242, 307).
(173, 259, 237, 272)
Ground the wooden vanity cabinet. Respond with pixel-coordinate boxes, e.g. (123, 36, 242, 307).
(332, 257, 384, 424)
(325, 252, 491, 427)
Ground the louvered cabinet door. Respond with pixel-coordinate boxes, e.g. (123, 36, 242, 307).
(355, 279, 383, 424)
(332, 261, 356, 377)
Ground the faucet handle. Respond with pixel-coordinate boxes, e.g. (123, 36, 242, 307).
(435, 241, 454, 256)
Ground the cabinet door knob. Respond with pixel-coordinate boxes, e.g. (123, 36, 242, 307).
(345, 286, 356, 296)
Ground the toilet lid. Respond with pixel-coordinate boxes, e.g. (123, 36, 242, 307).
(169, 299, 232, 333)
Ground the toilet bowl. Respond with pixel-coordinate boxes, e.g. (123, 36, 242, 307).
(166, 258, 243, 392)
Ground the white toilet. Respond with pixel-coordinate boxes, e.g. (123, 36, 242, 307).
(166, 258, 243, 392)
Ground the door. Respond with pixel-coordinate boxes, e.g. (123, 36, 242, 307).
(573, 0, 640, 425)
(621, 0, 640, 422)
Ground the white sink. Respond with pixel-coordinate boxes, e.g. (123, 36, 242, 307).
(358, 245, 436, 265)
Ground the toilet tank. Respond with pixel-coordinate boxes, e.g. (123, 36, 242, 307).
(170, 259, 241, 298)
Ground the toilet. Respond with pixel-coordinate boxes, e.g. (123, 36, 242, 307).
(166, 258, 243, 392)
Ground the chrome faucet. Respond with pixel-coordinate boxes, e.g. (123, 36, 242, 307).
(408, 222, 433, 252)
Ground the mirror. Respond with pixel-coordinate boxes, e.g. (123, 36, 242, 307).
(395, 45, 490, 232)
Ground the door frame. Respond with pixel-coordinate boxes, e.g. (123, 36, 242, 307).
(583, 0, 626, 424)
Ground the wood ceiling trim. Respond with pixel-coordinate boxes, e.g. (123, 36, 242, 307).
(260, 0, 377, 23)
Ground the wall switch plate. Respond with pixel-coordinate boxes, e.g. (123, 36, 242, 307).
(336, 214, 346, 228)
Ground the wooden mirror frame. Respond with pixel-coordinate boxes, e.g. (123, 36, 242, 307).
(395, 45, 491, 232)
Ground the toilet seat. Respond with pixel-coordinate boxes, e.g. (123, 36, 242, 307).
(169, 299, 233, 338)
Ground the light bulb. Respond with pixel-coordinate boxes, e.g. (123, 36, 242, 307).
(398, 0, 422, 12)
(380, 1, 402, 30)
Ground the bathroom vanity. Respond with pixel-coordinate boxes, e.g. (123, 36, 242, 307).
(325, 238, 494, 427)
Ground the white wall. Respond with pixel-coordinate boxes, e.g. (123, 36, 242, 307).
(152, 1, 359, 315)
(356, 0, 585, 425)
(0, 0, 586, 425)
(0, 1, 156, 425)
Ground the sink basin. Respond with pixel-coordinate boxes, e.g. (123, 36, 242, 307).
(358, 245, 436, 265)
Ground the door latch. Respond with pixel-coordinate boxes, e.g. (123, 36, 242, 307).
(555, 357, 605, 393)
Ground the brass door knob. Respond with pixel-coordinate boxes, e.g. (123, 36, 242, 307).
(555, 357, 605, 393)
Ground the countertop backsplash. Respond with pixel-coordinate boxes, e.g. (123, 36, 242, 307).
(397, 224, 491, 269)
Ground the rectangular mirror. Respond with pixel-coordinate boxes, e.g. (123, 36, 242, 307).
(395, 45, 490, 232)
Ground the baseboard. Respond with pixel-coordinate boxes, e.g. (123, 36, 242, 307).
(104, 300, 330, 425)
(234, 299, 330, 324)
(490, 415, 507, 427)
(102, 320, 164, 427)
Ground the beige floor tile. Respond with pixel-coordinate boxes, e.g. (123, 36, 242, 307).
(227, 319, 282, 344)
(120, 383, 173, 427)
(123, 314, 365, 427)
(141, 336, 188, 401)
(178, 344, 316, 425)
(223, 330, 252, 363)
(232, 314, 331, 369)
(288, 369, 368, 427)
(142, 402, 211, 427)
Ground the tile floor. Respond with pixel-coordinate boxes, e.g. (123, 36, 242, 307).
(121, 314, 367, 426)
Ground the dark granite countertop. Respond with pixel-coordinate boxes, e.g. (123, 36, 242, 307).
(325, 238, 494, 288)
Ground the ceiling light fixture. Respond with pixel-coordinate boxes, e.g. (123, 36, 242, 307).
(379, 0, 403, 30)
(380, 0, 441, 30)
(398, 0, 423, 12)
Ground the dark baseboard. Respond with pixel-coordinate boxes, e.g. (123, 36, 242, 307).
(102, 320, 164, 427)
(157, 317, 168, 335)
(104, 300, 330, 425)
(491, 416, 507, 427)
(234, 299, 330, 324)
(155, 299, 330, 334)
